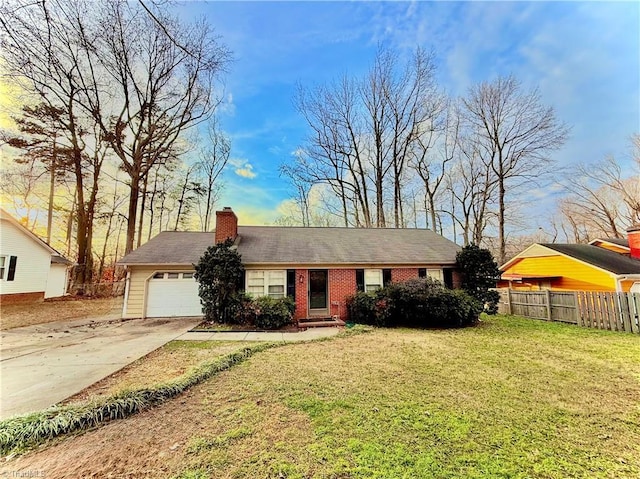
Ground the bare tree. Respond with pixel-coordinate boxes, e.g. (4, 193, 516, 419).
(195, 118, 230, 231)
(444, 135, 497, 246)
(410, 99, 456, 232)
(280, 160, 313, 227)
(0, 0, 113, 285)
(558, 146, 640, 241)
(87, 1, 231, 253)
(461, 75, 569, 263)
(293, 46, 441, 228)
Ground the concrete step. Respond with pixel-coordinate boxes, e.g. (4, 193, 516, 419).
(297, 317, 345, 329)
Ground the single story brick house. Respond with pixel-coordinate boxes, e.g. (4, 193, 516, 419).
(118, 207, 462, 320)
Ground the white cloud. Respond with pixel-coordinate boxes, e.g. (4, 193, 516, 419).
(229, 158, 257, 179)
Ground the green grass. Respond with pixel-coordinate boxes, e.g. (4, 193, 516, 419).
(173, 315, 640, 478)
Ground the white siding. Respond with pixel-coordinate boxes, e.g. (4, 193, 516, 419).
(45, 263, 68, 298)
(0, 221, 50, 295)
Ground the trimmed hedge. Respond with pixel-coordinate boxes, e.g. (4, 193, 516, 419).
(346, 278, 482, 328)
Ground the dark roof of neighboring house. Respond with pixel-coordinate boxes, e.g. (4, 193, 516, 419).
(119, 226, 461, 266)
(51, 254, 73, 265)
(539, 243, 640, 275)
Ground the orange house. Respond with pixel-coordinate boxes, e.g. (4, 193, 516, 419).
(498, 227, 640, 293)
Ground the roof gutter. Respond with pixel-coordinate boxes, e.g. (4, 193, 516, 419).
(614, 274, 640, 292)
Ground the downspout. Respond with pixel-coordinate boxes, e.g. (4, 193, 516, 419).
(122, 267, 130, 317)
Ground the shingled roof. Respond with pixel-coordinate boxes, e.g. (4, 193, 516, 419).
(119, 226, 461, 266)
(539, 243, 640, 275)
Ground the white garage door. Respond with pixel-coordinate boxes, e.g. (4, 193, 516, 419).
(146, 272, 203, 318)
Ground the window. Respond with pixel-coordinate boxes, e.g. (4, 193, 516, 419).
(246, 270, 286, 298)
(5, 256, 17, 281)
(364, 269, 383, 292)
(152, 272, 195, 280)
(427, 269, 443, 283)
(418, 268, 426, 278)
(0, 256, 6, 280)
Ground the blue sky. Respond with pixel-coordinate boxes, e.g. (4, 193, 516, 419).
(178, 1, 640, 227)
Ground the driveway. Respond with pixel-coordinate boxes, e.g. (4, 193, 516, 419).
(0, 316, 202, 419)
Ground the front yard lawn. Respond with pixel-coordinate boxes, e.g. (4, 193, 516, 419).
(4, 315, 640, 478)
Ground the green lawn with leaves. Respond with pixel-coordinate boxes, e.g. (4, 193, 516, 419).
(175, 315, 640, 479)
(5, 315, 640, 479)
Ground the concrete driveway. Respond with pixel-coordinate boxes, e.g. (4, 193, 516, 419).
(0, 316, 202, 419)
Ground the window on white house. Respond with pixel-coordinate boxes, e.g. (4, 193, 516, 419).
(0, 256, 6, 280)
(364, 269, 383, 292)
(427, 269, 443, 283)
(246, 270, 286, 298)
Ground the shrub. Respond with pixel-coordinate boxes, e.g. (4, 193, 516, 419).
(346, 292, 383, 326)
(252, 296, 294, 330)
(347, 278, 481, 329)
(456, 244, 501, 314)
(194, 239, 245, 323)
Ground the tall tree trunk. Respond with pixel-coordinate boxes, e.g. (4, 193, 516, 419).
(66, 189, 76, 258)
(47, 137, 56, 244)
(136, 173, 149, 247)
(125, 171, 140, 255)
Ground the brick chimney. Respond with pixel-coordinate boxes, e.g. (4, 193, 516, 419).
(628, 225, 640, 260)
(215, 207, 238, 244)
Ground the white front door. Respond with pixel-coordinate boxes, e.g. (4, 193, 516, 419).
(146, 272, 202, 318)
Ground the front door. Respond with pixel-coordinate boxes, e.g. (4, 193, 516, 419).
(308, 269, 328, 316)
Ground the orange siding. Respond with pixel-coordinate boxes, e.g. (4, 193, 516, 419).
(620, 279, 639, 293)
(593, 242, 629, 254)
(501, 255, 616, 291)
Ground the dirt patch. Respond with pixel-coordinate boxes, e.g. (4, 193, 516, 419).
(0, 297, 123, 330)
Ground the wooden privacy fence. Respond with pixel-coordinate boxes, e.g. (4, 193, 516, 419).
(496, 288, 640, 334)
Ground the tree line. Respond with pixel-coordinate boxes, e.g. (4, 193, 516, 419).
(281, 46, 639, 263)
(0, 0, 231, 289)
(1, 3, 637, 286)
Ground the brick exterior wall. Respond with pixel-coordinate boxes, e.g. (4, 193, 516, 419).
(293, 269, 308, 320)
(0, 291, 44, 304)
(391, 268, 419, 283)
(292, 267, 425, 320)
(328, 269, 357, 319)
(215, 208, 238, 244)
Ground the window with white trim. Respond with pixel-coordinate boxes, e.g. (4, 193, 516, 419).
(365, 269, 383, 292)
(246, 270, 286, 298)
(0, 256, 6, 280)
(426, 269, 443, 283)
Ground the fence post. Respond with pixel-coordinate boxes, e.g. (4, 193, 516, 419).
(573, 291, 580, 326)
(545, 290, 552, 321)
(507, 288, 512, 315)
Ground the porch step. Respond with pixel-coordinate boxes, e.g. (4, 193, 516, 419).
(297, 316, 345, 329)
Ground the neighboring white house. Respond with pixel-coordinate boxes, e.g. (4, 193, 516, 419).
(0, 208, 72, 303)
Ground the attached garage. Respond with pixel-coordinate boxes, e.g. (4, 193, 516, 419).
(145, 271, 203, 318)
